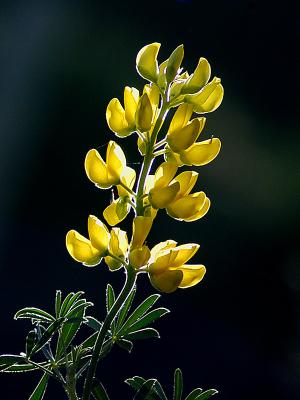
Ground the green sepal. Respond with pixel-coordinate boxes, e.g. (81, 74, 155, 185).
(195, 389, 218, 399)
(91, 379, 110, 400)
(166, 45, 184, 83)
(117, 294, 161, 336)
(125, 328, 160, 341)
(28, 372, 49, 400)
(173, 368, 183, 400)
(14, 308, 55, 323)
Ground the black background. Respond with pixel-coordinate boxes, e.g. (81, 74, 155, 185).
(0, 0, 299, 399)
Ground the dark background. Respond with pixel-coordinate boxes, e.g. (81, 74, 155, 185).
(0, 0, 299, 399)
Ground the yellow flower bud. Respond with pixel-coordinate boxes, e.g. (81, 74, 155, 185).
(185, 77, 224, 113)
(166, 44, 184, 83)
(179, 138, 221, 166)
(131, 216, 153, 250)
(129, 246, 151, 269)
(104, 228, 128, 271)
(85, 141, 126, 189)
(182, 57, 211, 94)
(66, 215, 110, 267)
(136, 93, 153, 133)
(106, 87, 139, 137)
(136, 42, 160, 82)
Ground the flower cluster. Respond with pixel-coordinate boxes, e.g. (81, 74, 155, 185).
(66, 43, 223, 293)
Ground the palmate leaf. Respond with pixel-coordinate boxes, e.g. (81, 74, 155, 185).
(117, 294, 161, 336)
(28, 372, 49, 400)
(116, 285, 136, 329)
(173, 368, 183, 400)
(92, 379, 110, 400)
(59, 291, 85, 318)
(14, 308, 55, 323)
(123, 308, 169, 335)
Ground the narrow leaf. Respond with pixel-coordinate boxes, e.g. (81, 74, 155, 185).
(116, 338, 133, 353)
(125, 376, 146, 392)
(14, 308, 54, 323)
(117, 294, 161, 335)
(174, 368, 183, 400)
(0, 355, 25, 371)
(152, 380, 168, 400)
(92, 379, 110, 400)
(32, 318, 65, 354)
(125, 328, 160, 341)
(106, 284, 115, 313)
(56, 308, 84, 359)
(59, 292, 84, 317)
(185, 388, 203, 400)
(64, 301, 93, 319)
(116, 285, 136, 329)
(26, 330, 37, 357)
(28, 372, 49, 400)
(134, 379, 159, 400)
(84, 316, 103, 331)
(195, 389, 218, 400)
(55, 290, 62, 319)
(123, 308, 169, 334)
(2, 362, 50, 373)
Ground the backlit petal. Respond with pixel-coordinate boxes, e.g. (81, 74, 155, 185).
(185, 77, 224, 114)
(136, 43, 160, 82)
(149, 182, 180, 209)
(178, 265, 206, 288)
(131, 216, 153, 250)
(85, 149, 111, 188)
(66, 230, 101, 266)
(167, 192, 206, 219)
(103, 199, 130, 226)
(154, 162, 178, 189)
(124, 86, 139, 127)
(172, 171, 198, 198)
(184, 197, 210, 222)
(168, 103, 194, 135)
(88, 215, 110, 254)
(179, 138, 221, 166)
(149, 269, 183, 293)
(129, 246, 151, 269)
(106, 141, 126, 181)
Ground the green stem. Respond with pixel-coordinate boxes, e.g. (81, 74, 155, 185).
(136, 102, 169, 215)
(65, 365, 78, 400)
(82, 267, 137, 400)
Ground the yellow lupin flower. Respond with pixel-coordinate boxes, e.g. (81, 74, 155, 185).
(148, 162, 180, 209)
(106, 87, 139, 137)
(166, 171, 210, 222)
(104, 228, 128, 271)
(181, 57, 211, 94)
(85, 141, 126, 189)
(136, 42, 160, 83)
(103, 166, 136, 226)
(148, 242, 206, 293)
(66, 215, 110, 267)
(185, 77, 224, 114)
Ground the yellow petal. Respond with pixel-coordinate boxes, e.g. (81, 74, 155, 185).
(172, 171, 198, 198)
(167, 192, 206, 220)
(164, 146, 184, 167)
(150, 240, 177, 261)
(149, 182, 180, 209)
(85, 149, 111, 189)
(66, 230, 101, 266)
(117, 166, 136, 197)
(157, 59, 168, 90)
(103, 199, 130, 226)
(109, 227, 128, 257)
(136, 93, 153, 132)
(168, 103, 194, 135)
(182, 57, 211, 94)
(106, 98, 131, 137)
(184, 197, 210, 222)
(124, 86, 139, 127)
(179, 138, 221, 166)
(144, 174, 155, 193)
(104, 255, 123, 271)
(178, 265, 206, 288)
(131, 216, 153, 250)
(143, 84, 160, 112)
(136, 42, 160, 82)
(153, 161, 178, 189)
(129, 246, 151, 269)
(106, 141, 126, 181)
(167, 118, 205, 152)
(166, 44, 184, 83)
(185, 77, 224, 113)
(149, 269, 183, 293)
(168, 243, 200, 268)
(88, 215, 110, 254)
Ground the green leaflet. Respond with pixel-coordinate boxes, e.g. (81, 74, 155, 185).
(173, 368, 183, 400)
(14, 308, 55, 323)
(92, 380, 110, 400)
(122, 308, 169, 335)
(116, 285, 136, 329)
(185, 388, 203, 400)
(125, 328, 160, 341)
(28, 372, 49, 400)
(195, 389, 218, 400)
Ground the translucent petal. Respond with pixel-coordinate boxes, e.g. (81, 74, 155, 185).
(88, 215, 110, 254)
(143, 84, 160, 111)
(124, 86, 139, 127)
(167, 192, 206, 219)
(167, 119, 202, 152)
(136, 42, 160, 82)
(117, 166, 136, 197)
(184, 197, 210, 222)
(106, 98, 131, 137)
(149, 182, 180, 209)
(154, 161, 178, 189)
(180, 138, 221, 166)
(103, 199, 130, 226)
(85, 149, 111, 189)
(168, 243, 199, 268)
(136, 93, 153, 133)
(131, 216, 153, 249)
(172, 171, 198, 198)
(150, 240, 177, 261)
(168, 103, 194, 135)
(185, 77, 224, 114)
(178, 265, 206, 288)
(106, 141, 127, 181)
(104, 255, 123, 271)
(109, 227, 128, 257)
(66, 230, 101, 266)
(149, 269, 183, 293)
(129, 246, 151, 269)
(182, 58, 211, 94)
